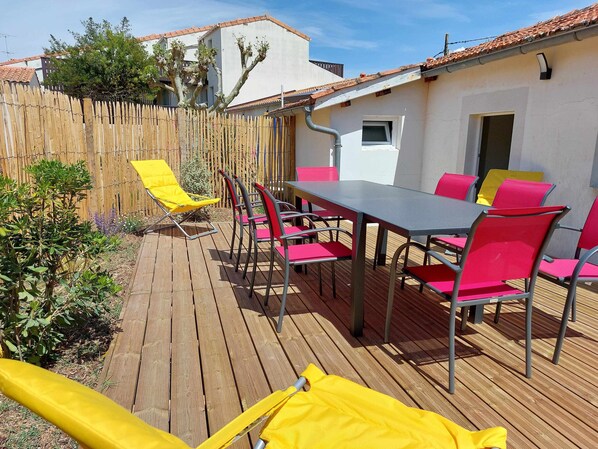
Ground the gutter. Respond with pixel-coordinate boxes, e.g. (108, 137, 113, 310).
(304, 105, 342, 169)
(423, 23, 598, 78)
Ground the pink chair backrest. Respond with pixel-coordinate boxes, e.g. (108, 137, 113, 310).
(296, 166, 339, 182)
(460, 205, 567, 284)
(219, 169, 240, 209)
(577, 196, 598, 251)
(434, 173, 479, 201)
(492, 179, 555, 208)
(254, 183, 284, 242)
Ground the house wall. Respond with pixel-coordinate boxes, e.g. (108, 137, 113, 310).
(292, 80, 427, 186)
(295, 108, 337, 172)
(218, 22, 342, 106)
(421, 37, 598, 256)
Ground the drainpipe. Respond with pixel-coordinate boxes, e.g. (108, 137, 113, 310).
(304, 105, 342, 169)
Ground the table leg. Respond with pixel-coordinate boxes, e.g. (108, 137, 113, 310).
(469, 305, 485, 324)
(375, 227, 388, 266)
(350, 213, 367, 336)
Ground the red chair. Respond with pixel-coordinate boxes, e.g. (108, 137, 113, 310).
(219, 169, 263, 271)
(234, 175, 314, 297)
(385, 205, 569, 393)
(539, 196, 598, 364)
(296, 166, 343, 234)
(434, 172, 479, 201)
(255, 182, 352, 332)
(433, 178, 556, 254)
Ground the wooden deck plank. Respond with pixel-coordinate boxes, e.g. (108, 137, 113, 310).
(171, 289, 207, 446)
(100, 223, 598, 449)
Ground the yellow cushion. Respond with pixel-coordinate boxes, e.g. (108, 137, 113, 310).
(477, 169, 544, 206)
(0, 359, 191, 449)
(131, 160, 220, 213)
(260, 364, 507, 449)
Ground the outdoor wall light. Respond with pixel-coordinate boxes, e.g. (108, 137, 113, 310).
(536, 53, 552, 80)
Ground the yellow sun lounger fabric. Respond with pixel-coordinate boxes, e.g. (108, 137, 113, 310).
(258, 364, 507, 449)
(476, 169, 543, 206)
(131, 159, 220, 239)
(0, 360, 507, 449)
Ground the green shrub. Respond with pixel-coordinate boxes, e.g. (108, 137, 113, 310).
(180, 155, 214, 220)
(120, 214, 145, 235)
(0, 160, 120, 364)
(180, 155, 213, 197)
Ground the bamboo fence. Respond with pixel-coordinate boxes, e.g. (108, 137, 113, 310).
(0, 81, 295, 220)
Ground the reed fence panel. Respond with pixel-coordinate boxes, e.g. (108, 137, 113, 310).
(0, 82, 295, 220)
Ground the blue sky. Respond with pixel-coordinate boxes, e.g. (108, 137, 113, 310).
(0, 0, 593, 77)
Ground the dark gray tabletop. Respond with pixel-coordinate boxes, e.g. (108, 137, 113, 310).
(287, 180, 487, 236)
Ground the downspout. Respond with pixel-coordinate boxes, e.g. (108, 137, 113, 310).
(304, 105, 342, 169)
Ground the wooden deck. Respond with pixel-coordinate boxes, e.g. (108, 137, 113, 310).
(101, 222, 598, 449)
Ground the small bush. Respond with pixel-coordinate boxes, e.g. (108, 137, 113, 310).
(120, 214, 145, 235)
(180, 155, 213, 197)
(180, 155, 214, 220)
(0, 160, 120, 363)
(93, 208, 121, 236)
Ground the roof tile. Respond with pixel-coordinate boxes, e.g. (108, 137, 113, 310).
(424, 3, 598, 70)
(0, 66, 36, 83)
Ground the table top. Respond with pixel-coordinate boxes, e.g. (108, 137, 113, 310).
(287, 180, 487, 236)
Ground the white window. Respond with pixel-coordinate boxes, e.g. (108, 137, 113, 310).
(362, 121, 392, 145)
(361, 116, 403, 150)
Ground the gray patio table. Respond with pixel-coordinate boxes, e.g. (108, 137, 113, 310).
(286, 180, 487, 337)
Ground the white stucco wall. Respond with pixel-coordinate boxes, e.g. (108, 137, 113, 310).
(218, 22, 342, 106)
(294, 108, 337, 172)
(291, 80, 427, 186)
(421, 37, 598, 256)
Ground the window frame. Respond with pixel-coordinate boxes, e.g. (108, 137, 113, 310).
(361, 120, 392, 146)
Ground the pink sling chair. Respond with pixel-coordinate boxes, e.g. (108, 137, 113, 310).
(539, 196, 598, 364)
(255, 182, 352, 332)
(386, 205, 568, 393)
(432, 178, 556, 255)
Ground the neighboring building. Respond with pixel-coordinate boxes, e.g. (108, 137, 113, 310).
(0, 15, 343, 108)
(0, 66, 40, 88)
(239, 4, 598, 257)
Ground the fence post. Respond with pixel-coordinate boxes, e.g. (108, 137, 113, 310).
(83, 98, 99, 218)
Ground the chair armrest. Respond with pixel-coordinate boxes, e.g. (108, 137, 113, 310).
(571, 245, 598, 282)
(281, 227, 352, 241)
(426, 250, 461, 272)
(542, 255, 555, 263)
(247, 214, 267, 222)
(556, 224, 583, 233)
(277, 200, 297, 211)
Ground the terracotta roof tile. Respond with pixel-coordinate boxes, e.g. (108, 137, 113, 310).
(424, 3, 598, 70)
(138, 15, 309, 43)
(228, 64, 420, 113)
(2, 15, 309, 66)
(0, 66, 36, 83)
(0, 54, 45, 66)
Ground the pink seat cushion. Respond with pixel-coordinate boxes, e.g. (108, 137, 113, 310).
(255, 226, 310, 241)
(539, 259, 598, 281)
(276, 241, 352, 264)
(238, 214, 268, 225)
(406, 264, 523, 301)
(434, 236, 466, 250)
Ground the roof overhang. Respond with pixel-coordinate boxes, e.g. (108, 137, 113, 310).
(313, 67, 421, 111)
(423, 23, 598, 78)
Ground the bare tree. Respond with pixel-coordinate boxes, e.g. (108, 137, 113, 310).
(153, 36, 268, 112)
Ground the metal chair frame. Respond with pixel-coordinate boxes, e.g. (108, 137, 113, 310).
(385, 206, 568, 393)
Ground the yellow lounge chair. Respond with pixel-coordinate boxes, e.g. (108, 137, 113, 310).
(131, 159, 220, 239)
(0, 359, 507, 449)
(476, 169, 544, 206)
